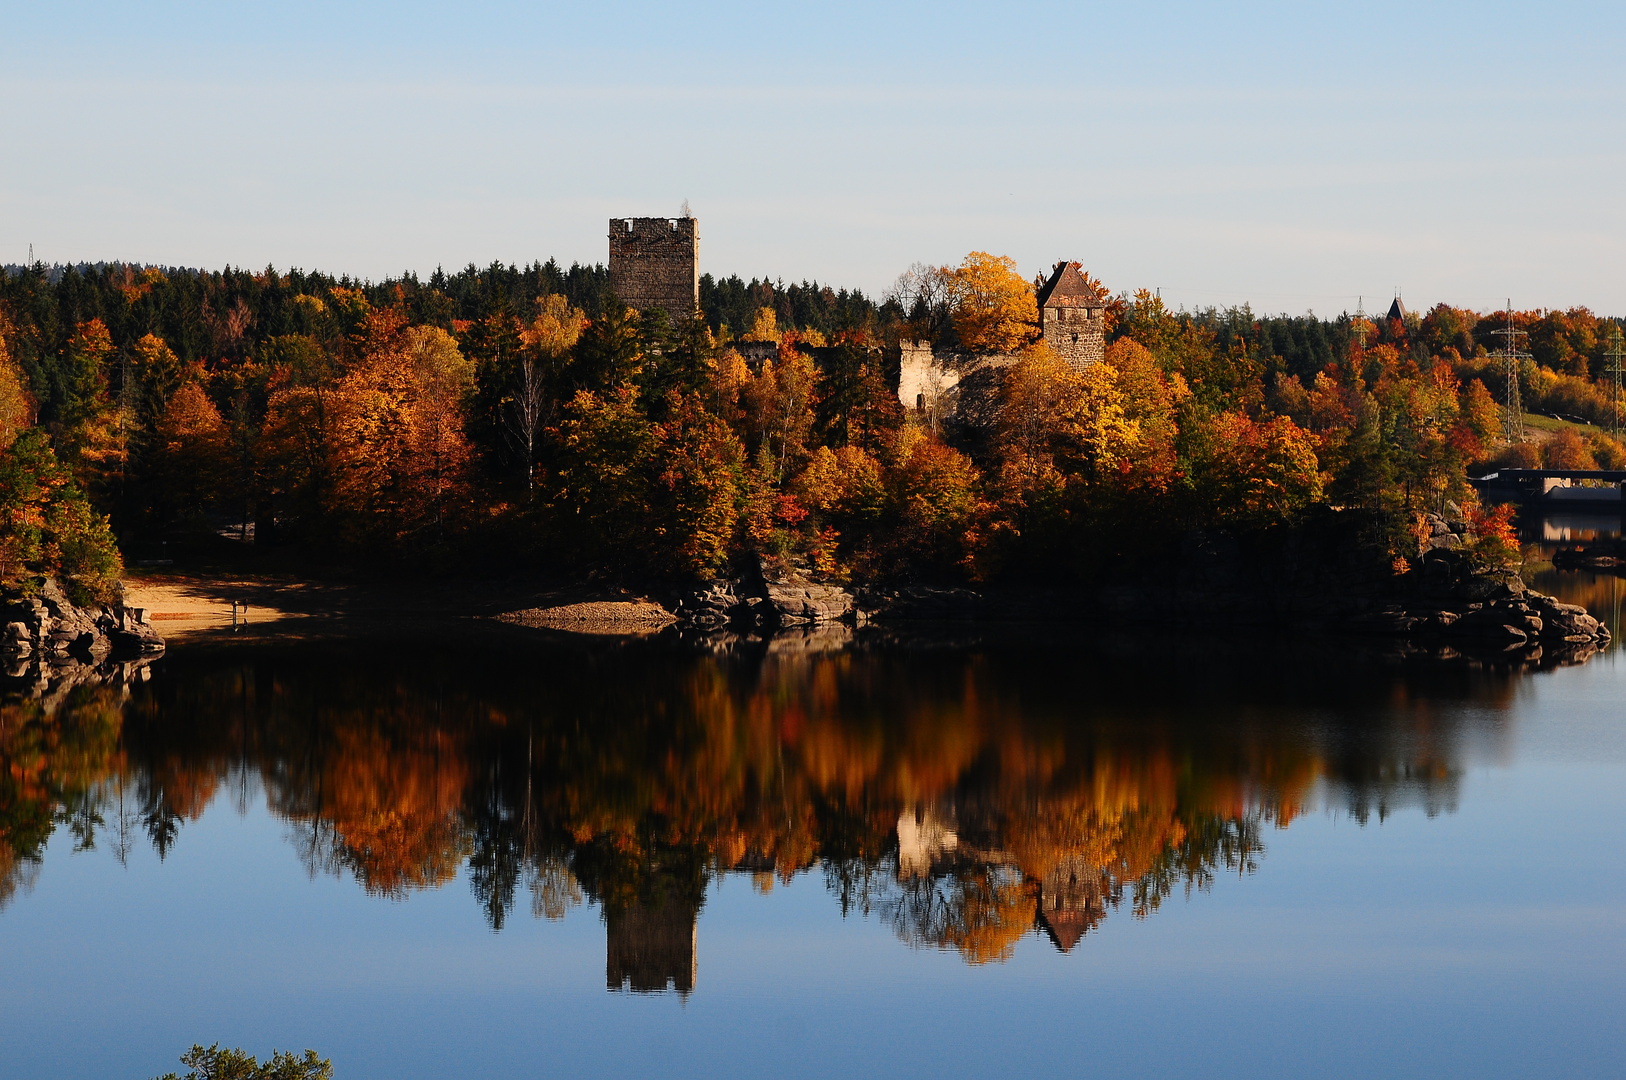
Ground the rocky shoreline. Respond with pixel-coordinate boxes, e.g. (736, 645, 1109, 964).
(661, 510, 1612, 663)
(0, 577, 165, 674)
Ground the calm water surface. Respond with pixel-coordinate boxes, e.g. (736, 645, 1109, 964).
(2, 608, 1624, 1079)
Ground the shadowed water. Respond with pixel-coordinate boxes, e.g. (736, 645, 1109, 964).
(1, 615, 1623, 1079)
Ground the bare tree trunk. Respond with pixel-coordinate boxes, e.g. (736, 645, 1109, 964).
(505, 358, 546, 500)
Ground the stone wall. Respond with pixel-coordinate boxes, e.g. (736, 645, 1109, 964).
(1042, 303, 1105, 369)
(897, 340, 957, 415)
(608, 217, 698, 316)
(896, 341, 1019, 426)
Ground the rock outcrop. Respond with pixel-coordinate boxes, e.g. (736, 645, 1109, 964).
(0, 578, 164, 665)
(670, 555, 854, 630)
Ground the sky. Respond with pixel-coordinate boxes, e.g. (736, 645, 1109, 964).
(2, 1, 1623, 315)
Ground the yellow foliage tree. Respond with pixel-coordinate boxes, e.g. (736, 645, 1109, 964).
(998, 343, 1140, 487)
(521, 294, 586, 359)
(742, 350, 818, 482)
(951, 252, 1038, 353)
(1204, 413, 1324, 522)
(744, 307, 781, 344)
(325, 326, 475, 548)
(949, 252, 1034, 349)
(707, 347, 750, 422)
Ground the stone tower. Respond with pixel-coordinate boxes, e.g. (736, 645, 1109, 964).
(608, 216, 699, 317)
(1035, 261, 1106, 370)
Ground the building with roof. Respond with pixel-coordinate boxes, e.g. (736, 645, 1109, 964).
(1035, 260, 1108, 371)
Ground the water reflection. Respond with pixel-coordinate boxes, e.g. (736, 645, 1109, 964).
(0, 631, 1528, 991)
(1523, 509, 1626, 641)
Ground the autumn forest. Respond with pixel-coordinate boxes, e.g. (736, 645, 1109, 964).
(0, 255, 1622, 601)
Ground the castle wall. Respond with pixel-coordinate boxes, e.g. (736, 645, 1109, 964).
(896, 341, 1019, 427)
(609, 217, 698, 317)
(898, 340, 958, 415)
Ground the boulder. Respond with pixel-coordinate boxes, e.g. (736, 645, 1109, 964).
(671, 555, 854, 630)
(753, 556, 853, 625)
(671, 579, 742, 630)
(1528, 595, 1602, 640)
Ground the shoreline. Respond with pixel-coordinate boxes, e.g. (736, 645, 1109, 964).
(113, 560, 1612, 668)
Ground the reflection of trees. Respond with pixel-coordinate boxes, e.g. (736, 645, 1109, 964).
(3, 633, 1518, 963)
(883, 863, 1035, 964)
(0, 686, 124, 909)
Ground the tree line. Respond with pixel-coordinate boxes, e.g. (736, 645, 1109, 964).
(0, 254, 1620, 594)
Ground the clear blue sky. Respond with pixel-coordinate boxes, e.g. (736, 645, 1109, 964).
(3, 1, 1622, 315)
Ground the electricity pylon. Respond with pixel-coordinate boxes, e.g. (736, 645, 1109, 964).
(1606, 327, 1625, 436)
(1490, 300, 1529, 445)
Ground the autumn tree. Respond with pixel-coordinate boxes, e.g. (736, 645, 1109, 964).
(549, 386, 656, 567)
(741, 346, 818, 483)
(0, 315, 31, 447)
(509, 295, 586, 496)
(147, 381, 229, 528)
(950, 252, 1038, 353)
(324, 324, 475, 551)
(1542, 427, 1596, 470)
(259, 335, 341, 537)
(881, 426, 988, 576)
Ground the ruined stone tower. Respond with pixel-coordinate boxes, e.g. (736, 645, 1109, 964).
(1035, 261, 1106, 370)
(608, 216, 699, 317)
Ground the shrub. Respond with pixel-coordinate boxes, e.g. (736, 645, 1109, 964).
(154, 1043, 331, 1080)
(1465, 503, 1520, 570)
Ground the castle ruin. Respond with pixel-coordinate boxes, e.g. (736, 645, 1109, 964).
(609, 216, 699, 317)
(896, 258, 1108, 423)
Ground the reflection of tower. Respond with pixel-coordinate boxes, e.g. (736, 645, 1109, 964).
(896, 805, 958, 879)
(606, 899, 698, 996)
(1035, 856, 1109, 952)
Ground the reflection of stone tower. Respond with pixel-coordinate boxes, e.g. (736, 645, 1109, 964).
(1035, 856, 1108, 952)
(605, 899, 698, 995)
(608, 216, 699, 317)
(896, 805, 959, 879)
(1035, 261, 1106, 371)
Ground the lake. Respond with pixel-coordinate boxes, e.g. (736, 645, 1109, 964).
(2, 595, 1624, 1078)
